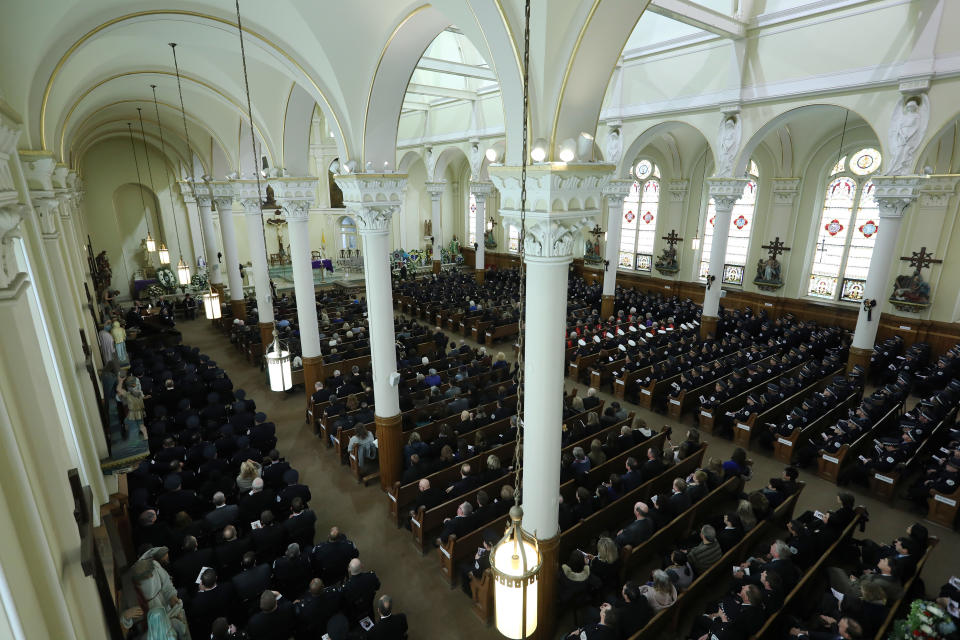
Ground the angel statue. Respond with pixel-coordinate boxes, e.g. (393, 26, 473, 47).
(887, 97, 928, 175)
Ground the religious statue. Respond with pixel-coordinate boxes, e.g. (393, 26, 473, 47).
(887, 96, 928, 175)
(889, 246, 939, 312)
(424, 218, 432, 237)
(716, 114, 741, 177)
(484, 227, 497, 249)
(605, 127, 622, 167)
(448, 235, 460, 256)
(753, 237, 790, 291)
(470, 142, 483, 179)
(584, 224, 604, 265)
(654, 229, 683, 275)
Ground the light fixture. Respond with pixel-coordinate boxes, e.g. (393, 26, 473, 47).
(576, 132, 595, 162)
(558, 138, 577, 163)
(127, 121, 157, 254)
(150, 82, 190, 283)
(492, 506, 540, 639)
(145, 232, 157, 252)
(530, 138, 547, 163)
(158, 243, 170, 264)
(202, 289, 222, 319)
(176, 257, 191, 285)
(265, 329, 293, 391)
(486, 148, 499, 163)
(691, 236, 701, 251)
(136, 107, 162, 255)
(365, 161, 374, 172)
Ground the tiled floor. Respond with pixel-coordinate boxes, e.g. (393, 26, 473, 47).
(177, 314, 959, 640)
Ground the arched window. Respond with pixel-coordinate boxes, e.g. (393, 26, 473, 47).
(698, 160, 759, 285)
(467, 193, 478, 245)
(338, 216, 358, 250)
(807, 148, 882, 301)
(618, 159, 661, 272)
(507, 225, 520, 254)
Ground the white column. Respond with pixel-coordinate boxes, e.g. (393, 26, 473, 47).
(212, 190, 244, 304)
(240, 199, 275, 326)
(283, 202, 321, 359)
(702, 179, 748, 320)
(179, 184, 205, 268)
(196, 195, 222, 285)
(425, 181, 444, 263)
(358, 221, 401, 416)
(601, 180, 633, 298)
(851, 177, 921, 350)
(471, 182, 493, 271)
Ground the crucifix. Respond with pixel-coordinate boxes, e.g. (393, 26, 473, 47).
(900, 246, 942, 275)
(662, 229, 683, 249)
(761, 236, 790, 259)
(814, 238, 827, 263)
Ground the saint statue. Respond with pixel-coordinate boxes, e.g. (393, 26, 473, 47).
(755, 256, 781, 283)
(655, 246, 679, 271)
(887, 97, 926, 175)
(891, 267, 931, 305)
(716, 115, 741, 177)
(424, 219, 432, 237)
(449, 235, 460, 256)
(606, 128, 622, 167)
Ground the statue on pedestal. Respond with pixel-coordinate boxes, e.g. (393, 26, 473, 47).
(753, 237, 789, 291)
(654, 230, 682, 275)
(889, 246, 939, 312)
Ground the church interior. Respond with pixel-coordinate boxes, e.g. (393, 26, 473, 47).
(3, 1, 960, 639)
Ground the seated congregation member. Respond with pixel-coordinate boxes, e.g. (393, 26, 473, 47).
(215, 525, 252, 580)
(239, 478, 275, 527)
(365, 594, 408, 640)
(245, 590, 296, 640)
(231, 551, 272, 607)
(685, 525, 723, 575)
(188, 568, 239, 640)
(459, 529, 498, 595)
(615, 501, 656, 548)
(273, 543, 312, 599)
(564, 605, 619, 640)
(250, 511, 286, 562)
(733, 539, 801, 594)
(171, 535, 214, 592)
(205, 491, 239, 531)
(691, 583, 766, 640)
(435, 501, 475, 547)
(283, 497, 317, 549)
(294, 578, 342, 639)
(310, 527, 359, 588)
(637, 569, 677, 611)
(340, 558, 381, 622)
(665, 550, 694, 591)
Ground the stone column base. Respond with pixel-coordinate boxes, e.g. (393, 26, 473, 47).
(375, 413, 403, 492)
(532, 534, 560, 640)
(475, 269, 485, 284)
(302, 355, 323, 398)
(433, 260, 441, 274)
(259, 322, 274, 350)
(700, 315, 718, 340)
(600, 294, 614, 319)
(230, 299, 246, 322)
(847, 346, 872, 375)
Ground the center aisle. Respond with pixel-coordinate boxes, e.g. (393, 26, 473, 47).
(177, 318, 501, 640)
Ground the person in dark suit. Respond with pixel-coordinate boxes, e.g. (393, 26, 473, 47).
(157, 474, 204, 522)
(283, 498, 317, 549)
(661, 478, 692, 520)
(717, 513, 745, 553)
(214, 525, 251, 580)
(640, 447, 666, 482)
(294, 578, 341, 639)
(273, 543, 312, 599)
(310, 527, 359, 586)
(250, 511, 286, 563)
(231, 551, 272, 606)
(459, 529, 498, 595)
(239, 478, 276, 527)
(407, 479, 445, 528)
(621, 458, 644, 492)
(564, 605, 618, 639)
(261, 454, 291, 492)
(435, 501, 475, 547)
(789, 616, 863, 640)
(365, 594, 408, 640)
(204, 491, 240, 531)
(276, 469, 312, 513)
(615, 501, 654, 548)
(694, 584, 765, 640)
(608, 581, 654, 639)
(171, 535, 214, 592)
(188, 568, 239, 640)
(340, 558, 381, 622)
(245, 590, 296, 640)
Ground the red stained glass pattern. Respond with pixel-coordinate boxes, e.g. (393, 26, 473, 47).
(858, 220, 877, 238)
(825, 219, 844, 236)
(642, 211, 654, 224)
(733, 215, 748, 230)
(624, 211, 635, 223)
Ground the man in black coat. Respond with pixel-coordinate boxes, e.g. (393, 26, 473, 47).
(640, 447, 666, 482)
(276, 469, 312, 513)
(250, 511, 286, 562)
(245, 590, 297, 640)
(340, 558, 381, 622)
(239, 478, 276, 527)
(294, 578, 341, 639)
(365, 595, 408, 640)
(615, 501, 654, 548)
(188, 569, 238, 640)
(608, 581, 653, 639)
(171, 535, 214, 592)
(214, 525, 252, 580)
(283, 498, 317, 549)
(434, 501, 475, 547)
(310, 527, 359, 586)
(231, 551, 272, 605)
(273, 543, 312, 599)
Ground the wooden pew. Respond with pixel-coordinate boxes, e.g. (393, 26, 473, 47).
(698, 359, 805, 434)
(816, 402, 902, 484)
(568, 350, 607, 383)
(868, 407, 957, 501)
(772, 389, 861, 464)
(732, 366, 845, 450)
(485, 323, 518, 346)
(926, 486, 960, 529)
(871, 537, 938, 640)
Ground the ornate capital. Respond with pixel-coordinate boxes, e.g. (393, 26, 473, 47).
(177, 180, 198, 204)
(270, 177, 318, 214)
(424, 181, 445, 200)
(469, 181, 494, 202)
(282, 200, 311, 223)
(0, 122, 21, 210)
(18, 152, 56, 192)
(771, 178, 801, 205)
(602, 179, 634, 206)
(334, 173, 408, 236)
(667, 179, 690, 203)
(919, 175, 960, 208)
(52, 164, 69, 190)
(871, 175, 924, 219)
(193, 181, 213, 208)
(0, 204, 26, 289)
(522, 216, 593, 259)
(31, 196, 60, 236)
(707, 177, 750, 212)
(56, 193, 73, 218)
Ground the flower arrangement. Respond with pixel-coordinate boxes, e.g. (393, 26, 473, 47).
(190, 272, 208, 291)
(888, 600, 957, 640)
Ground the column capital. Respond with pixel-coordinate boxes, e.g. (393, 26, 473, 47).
(602, 178, 634, 206)
(177, 180, 197, 204)
(469, 181, 494, 200)
(667, 179, 690, 203)
(281, 200, 311, 222)
(193, 181, 213, 208)
(271, 177, 318, 213)
(334, 173, 408, 235)
(871, 175, 925, 218)
(424, 181, 445, 199)
(30, 195, 60, 236)
(707, 177, 750, 211)
(489, 163, 615, 259)
(0, 122, 21, 210)
(919, 175, 960, 208)
(0, 204, 26, 289)
(18, 151, 56, 192)
(55, 192, 74, 218)
(771, 178, 801, 205)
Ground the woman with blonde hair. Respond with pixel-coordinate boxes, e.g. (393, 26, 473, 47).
(588, 536, 621, 589)
(639, 569, 677, 610)
(588, 438, 607, 467)
(736, 498, 758, 531)
(571, 396, 585, 412)
(236, 459, 262, 492)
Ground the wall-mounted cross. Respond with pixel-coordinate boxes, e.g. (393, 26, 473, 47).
(662, 230, 683, 248)
(761, 236, 790, 259)
(900, 246, 942, 273)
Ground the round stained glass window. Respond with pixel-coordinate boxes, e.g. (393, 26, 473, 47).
(635, 160, 652, 179)
(850, 148, 881, 176)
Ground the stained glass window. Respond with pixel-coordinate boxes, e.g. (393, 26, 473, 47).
(467, 193, 477, 245)
(807, 148, 882, 300)
(507, 225, 520, 253)
(618, 160, 660, 272)
(699, 160, 759, 282)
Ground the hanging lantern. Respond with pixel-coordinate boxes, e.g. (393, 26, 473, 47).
(158, 243, 170, 264)
(145, 231, 156, 252)
(202, 288, 222, 319)
(265, 330, 292, 392)
(491, 506, 540, 639)
(690, 236, 701, 251)
(176, 258, 191, 285)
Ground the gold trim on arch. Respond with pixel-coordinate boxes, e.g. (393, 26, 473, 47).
(39, 9, 349, 160)
(362, 4, 431, 167)
(550, 0, 602, 158)
(69, 98, 229, 169)
(491, 0, 528, 158)
(56, 70, 274, 165)
(281, 82, 295, 168)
